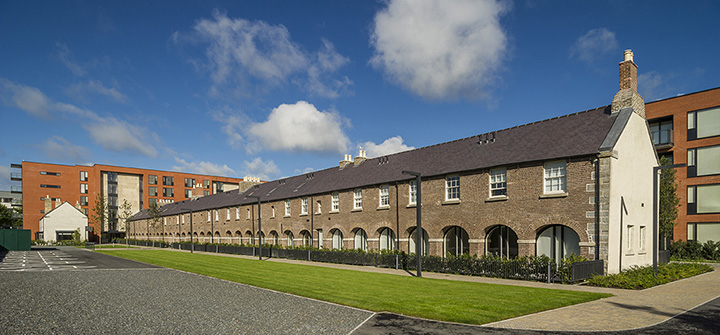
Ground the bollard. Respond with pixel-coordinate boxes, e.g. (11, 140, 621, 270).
(308, 250, 311, 262)
(395, 255, 399, 270)
(547, 263, 551, 284)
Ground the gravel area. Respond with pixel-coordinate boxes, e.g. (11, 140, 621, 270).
(0, 267, 373, 334)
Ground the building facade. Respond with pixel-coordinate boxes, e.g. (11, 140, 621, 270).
(129, 51, 658, 274)
(0, 190, 22, 223)
(10, 162, 245, 241)
(645, 87, 720, 244)
(38, 201, 87, 242)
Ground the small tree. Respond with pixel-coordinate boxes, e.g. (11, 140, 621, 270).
(0, 204, 14, 227)
(148, 202, 162, 247)
(89, 194, 108, 243)
(118, 199, 134, 245)
(659, 156, 680, 249)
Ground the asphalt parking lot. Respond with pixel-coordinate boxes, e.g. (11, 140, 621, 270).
(1, 247, 718, 334)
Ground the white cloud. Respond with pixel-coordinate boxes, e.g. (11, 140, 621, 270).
(214, 111, 248, 149)
(0, 78, 158, 158)
(174, 10, 350, 98)
(370, 0, 509, 100)
(66, 80, 129, 103)
(0, 79, 53, 118)
(638, 71, 677, 101)
(570, 28, 619, 65)
(243, 157, 280, 180)
(173, 158, 237, 176)
(84, 118, 158, 158)
(53, 42, 87, 77)
(247, 101, 350, 154)
(42, 136, 91, 163)
(361, 136, 415, 157)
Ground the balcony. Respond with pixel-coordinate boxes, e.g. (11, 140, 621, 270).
(10, 186, 22, 193)
(10, 172, 22, 181)
(651, 129, 673, 150)
(11, 199, 22, 206)
(10, 163, 21, 169)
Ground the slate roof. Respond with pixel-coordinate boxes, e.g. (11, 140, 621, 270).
(130, 105, 618, 221)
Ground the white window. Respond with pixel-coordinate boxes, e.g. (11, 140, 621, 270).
(409, 181, 417, 205)
(687, 145, 720, 177)
(688, 184, 720, 214)
(236, 207, 240, 220)
(544, 161, 566, 194)
(332, 230, 343, 250)
(316, 200, 321, 214)
(301, 197, 308, 214)
(285, 200, 291, 216)
(317, 229, 324, 248)
(247, 208, 251, 219)
(354, 189, 363, 209)
(627, 225, 634, 251)
(331, 192, 339, 211)
(490, 168, 507, 197)
(271, 206, 275, 218)
(639, 226, 646, 251)
(226, 208, 230, 221)
(215, 210, 219, 221)
(688, 107, 720, 140)
(80, 184, 88, 194)
(379, 185, 390, 207)
(164, 217, 167, 226)
(446, 175, 460, 200)
(207, 211, 210, 222)
(80, 171, 88, 181)
(182, 215, 185, 224)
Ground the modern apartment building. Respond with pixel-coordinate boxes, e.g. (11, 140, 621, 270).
(0, 190, 23, 223)
(646, 87, 720, 243)
(9, 161, 245, 241)
(128, 50, 658, 274)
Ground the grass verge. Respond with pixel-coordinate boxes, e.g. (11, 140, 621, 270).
(94, 244, 139, 249)
(99, 249, 610, 325)
(586, 262, 713, 290)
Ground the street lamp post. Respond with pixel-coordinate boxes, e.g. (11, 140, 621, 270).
(247, 195, 262, 260)
(180, 208, 194, 253)
(653, 163, 685, 277)
(402, 170, 422, 277)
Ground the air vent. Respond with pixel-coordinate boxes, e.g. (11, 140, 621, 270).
(377, 156, 389, 165)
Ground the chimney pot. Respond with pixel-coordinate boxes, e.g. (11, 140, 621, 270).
(623, 49, 633, 62)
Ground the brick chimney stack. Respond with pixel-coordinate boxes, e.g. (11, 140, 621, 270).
(611, 49, 645, 118)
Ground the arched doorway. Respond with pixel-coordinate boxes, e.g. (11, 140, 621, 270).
(486, 225, 518, 258)
(536, 225, 581, 261)
(444, 226, 469, 257)
(408, 227, 429, 256)
(354, 228, 368, 251)
(379, 227, 396, 250)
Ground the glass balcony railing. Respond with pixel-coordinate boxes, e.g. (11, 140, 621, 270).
(10, 172, 22, 180)
(11, 186, 22, 193)
(651, 129, 673, 148)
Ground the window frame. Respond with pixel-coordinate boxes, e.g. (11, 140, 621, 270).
(331, 192, 339, 212)
(445, 175, 460, 201)
(301, 197, 308, 215)
(285, 200, 291, 216)
(379, 185, 390, 207)
(353, 189, 363, 210)
(543, 161, 567, 194)
(489, 168, 507, 197)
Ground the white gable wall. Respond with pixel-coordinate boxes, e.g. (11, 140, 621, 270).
(607, 112, 658, 273)
(38, 202, 88, 242)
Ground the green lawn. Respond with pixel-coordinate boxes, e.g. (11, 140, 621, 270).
(99, 249, 611, 325)
(94, 244, 139, 249)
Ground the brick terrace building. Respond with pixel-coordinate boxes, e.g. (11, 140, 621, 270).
(646, 87, 720, 243)
(129, 50, 658, 274)
(10, 161, 245, 242)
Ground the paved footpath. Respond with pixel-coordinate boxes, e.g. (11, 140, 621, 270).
(110, 246, 720, 332)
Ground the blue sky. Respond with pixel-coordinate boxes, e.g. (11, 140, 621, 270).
(1, 0, 719, 189)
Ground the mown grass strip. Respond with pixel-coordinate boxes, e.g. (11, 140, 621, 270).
(99, 249, 611, 325)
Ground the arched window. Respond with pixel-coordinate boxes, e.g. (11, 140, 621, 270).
(379, 228, 396, 250)
(286, 231, 294, 247)
(332, 229, 343, 250)
(486, 225, 518, 258)
(536, 225, 580, 261)
(258, 231, 265, 245)
(301, 230, 312, 246)
(270, 231, 279, 245)
(354, 229, 368, 251)
(408, 227, 429, 256)
(444, 226, 469, 257)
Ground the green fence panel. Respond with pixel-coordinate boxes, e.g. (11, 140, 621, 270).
(0, 229, 31, 251)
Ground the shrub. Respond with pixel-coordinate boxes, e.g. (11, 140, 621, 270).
(670, 240, 720, 261)
(587, 262, 712, 289)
